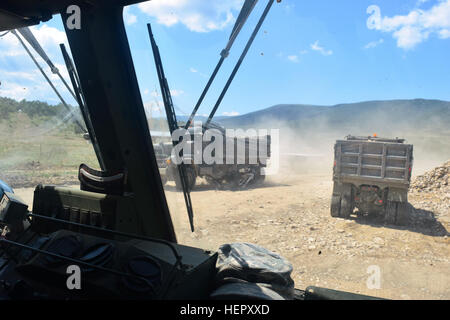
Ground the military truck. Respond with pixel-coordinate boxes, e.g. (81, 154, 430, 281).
(163, 121, 271, 190)
(331, 135, 413, 225)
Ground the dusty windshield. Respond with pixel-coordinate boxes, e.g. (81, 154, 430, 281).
(0, 23, 99, 199)
(0, 0, 449, 300)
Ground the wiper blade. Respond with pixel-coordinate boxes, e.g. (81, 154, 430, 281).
(148, 23, 195, 232)
(60, 43, 106, 170)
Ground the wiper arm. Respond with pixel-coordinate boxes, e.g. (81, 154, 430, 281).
(148, 23, 195, 232)
(60, 43, 106, 171)
(206, 0, 276, 126)
(17, 27, 78, 103)
(184, 0, 259, 129)
(11, 29, 87, 134)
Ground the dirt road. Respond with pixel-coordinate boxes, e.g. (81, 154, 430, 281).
(14, 171, 450, 300)
(167, 171, 449, 300)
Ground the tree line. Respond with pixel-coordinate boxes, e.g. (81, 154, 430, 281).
(0, 96, 74, 119)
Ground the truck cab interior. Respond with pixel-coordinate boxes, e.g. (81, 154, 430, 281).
(0, 0, 382, 300)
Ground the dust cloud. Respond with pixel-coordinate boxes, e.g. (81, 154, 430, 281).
(235, 111, 450, 182)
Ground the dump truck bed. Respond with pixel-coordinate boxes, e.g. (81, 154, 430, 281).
(333, 136, 413, 188)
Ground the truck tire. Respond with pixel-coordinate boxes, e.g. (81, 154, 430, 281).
(385, 201, 408, 225)
(385, 201, 397, 225)
(395, 202, 409, 226)
(330, 195, 341, 217)
(330, 183, 354, 218)
(253, 166, 265, 185)
(339, 183, 354, 218)
(340, 195, 352, 218)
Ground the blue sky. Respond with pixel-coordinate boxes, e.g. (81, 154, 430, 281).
(0, 0, 449, 118)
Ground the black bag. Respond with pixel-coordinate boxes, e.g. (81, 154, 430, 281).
(214, 243, 295, 299)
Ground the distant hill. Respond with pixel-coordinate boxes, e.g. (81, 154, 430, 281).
(0, 96, 83, 134)
(217, 99, 450, 135)
(2, 96, 448, 136)
(0, 96, 448, 178)
(215, 99, 450, 169)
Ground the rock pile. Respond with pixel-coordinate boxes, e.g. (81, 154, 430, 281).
(411, 160, 450, 193)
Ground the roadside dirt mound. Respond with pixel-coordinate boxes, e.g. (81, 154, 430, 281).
(411, 160, 450, 193)
(0, 171, 79, 189)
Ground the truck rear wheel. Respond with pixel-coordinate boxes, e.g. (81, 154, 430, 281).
(330, 195, 341, 217)
(396, 202, 409, 226)
(385, 201, 397, 225)
(385, 201, 409, 225)
(340, 195, 353, 218)
(330, 183, 354, 218)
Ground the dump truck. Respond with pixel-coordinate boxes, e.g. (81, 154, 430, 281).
(163, 121, 271, 190)
(331, 135, 413, 225)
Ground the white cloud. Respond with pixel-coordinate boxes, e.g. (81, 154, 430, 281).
(222, 111, 240, 116)
(364, 38, 384, 49)
(189, 66, 208, 77)
(416, 0, 431, 6)
(0, 24, 77, 105)
(170, 89, 184, 97)
(124, 7, 138, 25)
(0, 72, 71, 103)
(1, 70, 39, 81)
(310, 41, 333, 56)
(148, 88, 183, 98)
(366, 1, 450, 49)
(439, 28, 450, 38)
(137, 0, 243, 32)
(31, 24, 68, 49)
(287, 55, 299, 63)
(143, 101, 164, 116)
(125, 12, 138, 25)
(0, 24, 68, 59)
(0, 81, 30, 101)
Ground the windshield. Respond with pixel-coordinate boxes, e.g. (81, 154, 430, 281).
(0, 0, 448, 300)
(124, 0, 450, 300)
(0, 21, 99, 199)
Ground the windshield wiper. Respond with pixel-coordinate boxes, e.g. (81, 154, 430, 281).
(184, 0, 258, 130)
(147, 23, 195, 232)
(184, 0, 277, 128)
(206, 0, 276, 126)
(11, 28, 87, 134)
(60, 43, 106, 170)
